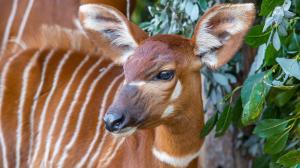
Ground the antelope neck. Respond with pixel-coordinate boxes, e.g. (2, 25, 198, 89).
(153, 74, 204, 158)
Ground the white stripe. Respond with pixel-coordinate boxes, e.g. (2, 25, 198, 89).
(30, 50, 73, 166)
(49, 58, 104, 166)
(101, 138, 125, 167)
(27, 49, 55, 165)
(128, 81, 146, 87)
(87, 131, 110, 168)
(170, 81, 182, 101)
(88, 136, 118, 168)
(42, 55, 90, 163)
(57, 63, 115, 167)
(75, 74, 123, 168)
(1, 0, 19, 54)
(16, 50, 41, 168)
(0, 130, 8, 168)
(0, 51, 23, 168)
(14, 0, 35, 51)
(162, 105, 174, 118)
(87, 80, 124, 168)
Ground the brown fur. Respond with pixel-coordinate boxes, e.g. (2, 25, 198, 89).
(79, 3, 255, 167)
(0, 2, 255, 168)
(0, 0, 80, 54)
(0, 0, 135, 55)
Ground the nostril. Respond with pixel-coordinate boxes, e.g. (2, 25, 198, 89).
(104, 113, 125, 132)
(111, 115, 124, 128)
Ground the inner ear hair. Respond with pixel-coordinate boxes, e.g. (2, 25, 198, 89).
(193, 3, 256, 69)
(79, 4, 148, 64)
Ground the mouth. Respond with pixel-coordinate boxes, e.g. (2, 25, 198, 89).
(111, 127, 137, 137)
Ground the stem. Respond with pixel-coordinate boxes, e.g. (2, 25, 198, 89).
(126, 0, 130, 19)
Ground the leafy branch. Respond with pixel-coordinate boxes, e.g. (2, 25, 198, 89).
(201, 0, 300, 167)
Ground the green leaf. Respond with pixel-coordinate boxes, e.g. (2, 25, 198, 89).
(294, 0, 300, 15)
(296, 123, 300, 137)
(200, 112, 218, 138)
(241, 73, 265, 106)
(215, 106, 232, 137)
(269, 162, 283, 168)
(212, 73, 229, 86)
(274, 89, 295, 107)
(276, 58, 300, 80)
(250, 44, 266, 74)
(245, 25, 271, 48)
(265, 44, 277, 66)
(241, 72, 271, 125)
(232, 98, 243, 127)
(198, 0, 208, 12)
(242, 96, 264, 125)
(252, 155, 270, 168)
(185, 1, 194, 14)
(277, 150, 300, 167)
(273, 31, 281, 51)
(260, 0, 284, 16)
(288, 32, 300, 52)
(253, 119, 288, 138)
(264, 132, 289, 154)
(190, 5, 199, 22)
(160, 0, 167, 5)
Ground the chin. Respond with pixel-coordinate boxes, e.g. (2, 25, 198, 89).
(111, 127, 137, 138)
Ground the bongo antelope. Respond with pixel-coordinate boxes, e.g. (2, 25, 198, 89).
(0, 3, 255, 168)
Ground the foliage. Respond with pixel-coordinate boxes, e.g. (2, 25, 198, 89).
(201, 0, 300, 167)
(140, 0, 203, 37)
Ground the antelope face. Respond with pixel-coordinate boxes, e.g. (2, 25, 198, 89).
(79, 3, 255, 136)
(104, 36, 198, 134)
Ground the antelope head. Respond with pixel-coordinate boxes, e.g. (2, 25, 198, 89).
(79, 3, 255, 136)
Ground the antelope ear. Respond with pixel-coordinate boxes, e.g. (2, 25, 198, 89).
(192, 3, 255, 69)
(79, 4, 148, 64)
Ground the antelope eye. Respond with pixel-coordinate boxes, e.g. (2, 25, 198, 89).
(154, 70, 175, 81)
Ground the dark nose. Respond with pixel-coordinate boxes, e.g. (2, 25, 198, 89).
(103, 113, 125, 132)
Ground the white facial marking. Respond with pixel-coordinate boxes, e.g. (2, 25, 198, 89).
(123, 79, 128, 86)
(128, 81, 146, 87)
(170, 81, 182, 101)
(152, 147, 202, 167)
(112, 127, 137, 138)
(162, 105, 174, 118)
